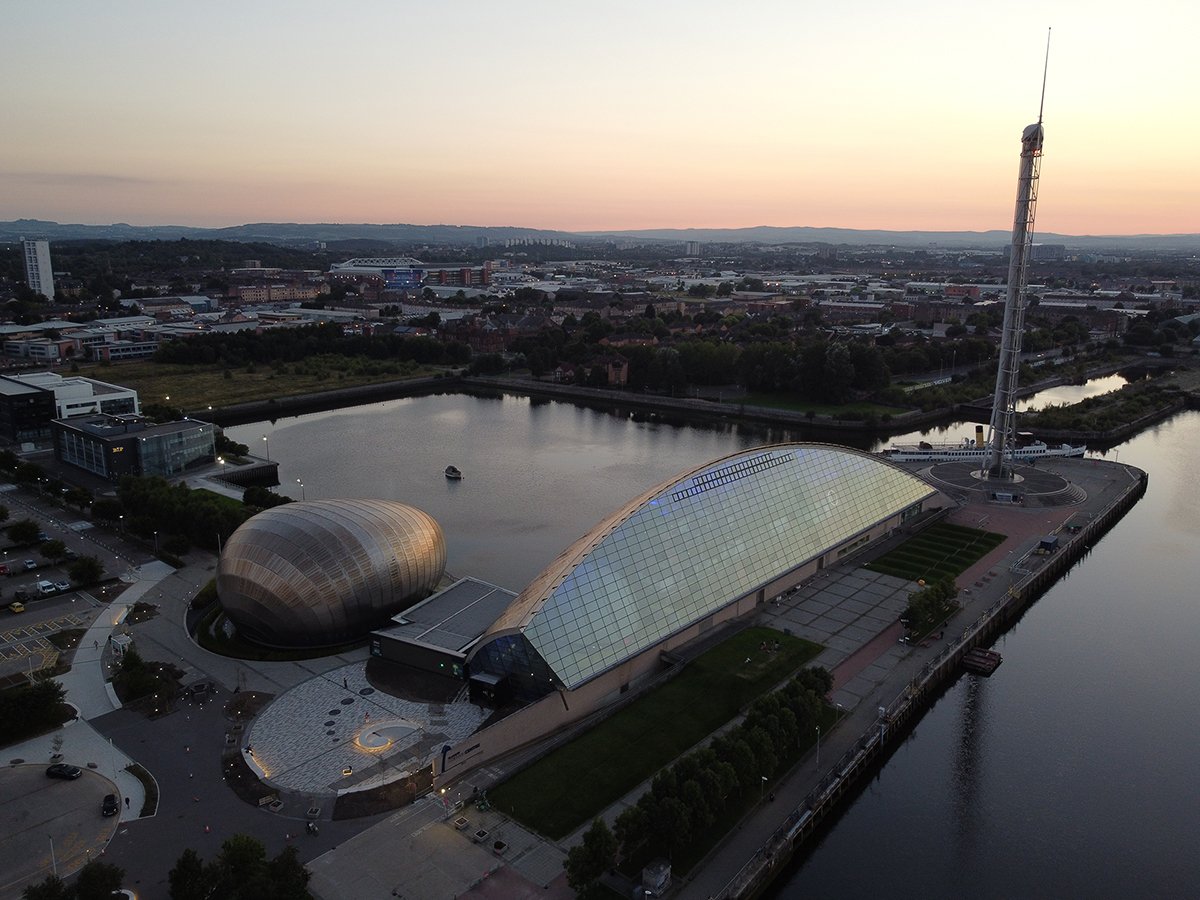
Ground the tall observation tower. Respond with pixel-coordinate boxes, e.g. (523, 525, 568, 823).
(986, 34, 1051, 478)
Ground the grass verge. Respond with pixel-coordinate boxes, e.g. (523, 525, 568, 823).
(125, 762, 159, 817)
(866, 522, 1005, 582)
(488, 626, 821, 839)
(77, 359, 439, 413)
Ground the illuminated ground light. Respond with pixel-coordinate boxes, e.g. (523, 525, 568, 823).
(354, 721, 417, 752)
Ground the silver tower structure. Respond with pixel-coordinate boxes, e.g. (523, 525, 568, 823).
(986, 35, 1050, 478)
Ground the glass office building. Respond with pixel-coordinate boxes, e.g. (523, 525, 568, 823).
(469, 444, 939, 694)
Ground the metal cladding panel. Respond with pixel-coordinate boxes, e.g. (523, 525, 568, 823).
(217, 499, 446, 646)
(518, 444, 936, 689)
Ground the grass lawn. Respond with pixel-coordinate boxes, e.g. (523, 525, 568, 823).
(740, 393, 906, 417)
(866, 522, 1006, 582)
(488, 626, 822, 839)
(73, 359, 441, 413)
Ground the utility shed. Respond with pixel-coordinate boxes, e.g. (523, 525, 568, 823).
(370, 577, 516, 680)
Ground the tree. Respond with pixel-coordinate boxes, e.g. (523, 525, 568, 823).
(564, 818, 618, 898)
(168, 848, 212, 900)
(74, 860, 125, 900)
(40, 540, 66, 563)
(68, 556, 104, 586)
(21, 874, 70, 900)
(8, 519, 41, 545)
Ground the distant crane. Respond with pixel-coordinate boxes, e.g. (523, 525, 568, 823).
(986, 30, 1051, 478)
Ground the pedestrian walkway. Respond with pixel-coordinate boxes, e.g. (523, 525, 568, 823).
(54, 562, 175, 719)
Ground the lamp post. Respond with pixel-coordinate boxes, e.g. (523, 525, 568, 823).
(815, 726, 821, 765)
(217, 456, 226, 478)
(760, 775, 767, 803)
(118, 514, 123, 533)
(262, 435, 270, 461)
(48, 835, 57, 877)
(296, 478, 305, 501)
(153, 530, 159, 556)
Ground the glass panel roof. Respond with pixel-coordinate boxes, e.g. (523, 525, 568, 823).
(521, 445, 936, 688)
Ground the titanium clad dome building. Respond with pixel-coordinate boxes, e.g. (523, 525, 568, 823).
(465, 444, 941, 705)
(217, 499, 446, 647)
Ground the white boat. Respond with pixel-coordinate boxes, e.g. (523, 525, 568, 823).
(881, 438, 1085, 463)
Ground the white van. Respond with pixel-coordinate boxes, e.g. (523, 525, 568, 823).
(36, 580, 55, 595)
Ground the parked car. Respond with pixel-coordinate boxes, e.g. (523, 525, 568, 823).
(46, 763, 82, 780)
(36, 580, 55, 596)
(53, 581, 71, 592)
(7, 601, 24, 614)
(36, 531, 49, 542)
(23, 559, 36, 571)
(101, 793, 119, 817)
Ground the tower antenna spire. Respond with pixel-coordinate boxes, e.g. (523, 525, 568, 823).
(1038, 28, 1051, 124)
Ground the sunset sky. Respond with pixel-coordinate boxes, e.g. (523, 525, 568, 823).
(2, 0, 1197, 235)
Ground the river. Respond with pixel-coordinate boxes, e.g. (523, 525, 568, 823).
(229, 384, 1194, 898)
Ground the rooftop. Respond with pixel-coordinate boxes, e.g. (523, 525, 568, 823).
(374, 577, 516, 657)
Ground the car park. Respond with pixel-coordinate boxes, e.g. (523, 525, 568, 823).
(46, 763, 82, 779)
(101, 793, 119, 817)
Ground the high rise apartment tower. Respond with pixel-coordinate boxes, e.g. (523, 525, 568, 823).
(22, 240, 55, 301)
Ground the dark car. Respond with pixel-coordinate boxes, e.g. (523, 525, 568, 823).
(101, 793, 119, 817)
(46, 763, 82, 780)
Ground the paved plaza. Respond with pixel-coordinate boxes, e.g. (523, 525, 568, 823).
(246, 663, 487, 795)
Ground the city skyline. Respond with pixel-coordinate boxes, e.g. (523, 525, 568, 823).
(3, 0, 1197, 236)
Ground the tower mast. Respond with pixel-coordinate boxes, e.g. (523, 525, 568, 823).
(986, 30, 1051, 478)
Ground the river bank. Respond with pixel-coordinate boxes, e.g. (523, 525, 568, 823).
(194, 354, 1175, 445)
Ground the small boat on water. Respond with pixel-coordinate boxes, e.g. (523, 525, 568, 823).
(962, 647, 1003, 676)
(444, 465, 463, 480)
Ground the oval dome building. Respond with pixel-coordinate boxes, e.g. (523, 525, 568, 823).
(216, 499, 446, 647)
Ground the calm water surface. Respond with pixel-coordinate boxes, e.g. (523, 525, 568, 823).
(230, 386, 1195, 898)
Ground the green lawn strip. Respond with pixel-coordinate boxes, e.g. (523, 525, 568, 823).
(77, 359, 439, 413)
(867, 524, 1006, 581)
(489, 627, 821, 839)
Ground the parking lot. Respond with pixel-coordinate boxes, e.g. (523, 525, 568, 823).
(0, 765, 119, 899)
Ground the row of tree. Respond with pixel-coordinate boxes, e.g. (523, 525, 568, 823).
(153, 322, 468, 369)
(23, 834, 311, 900)
(565, 667, 833, 895)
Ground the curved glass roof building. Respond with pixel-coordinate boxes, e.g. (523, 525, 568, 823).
(217, 499, 446, 647)
(469, 444, 937, 693)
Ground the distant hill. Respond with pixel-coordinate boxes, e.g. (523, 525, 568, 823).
(1, 218, 1196, 252)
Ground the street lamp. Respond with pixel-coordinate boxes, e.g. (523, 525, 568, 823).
(296, 478, 305, 501)
(815, 726, 821, 765)
(217, 456, 227, 478)
(262, 435, 270, 461)
(48, 835, 57, 877)
(760, 775, 767, 803)
(153, 530, 159, 556)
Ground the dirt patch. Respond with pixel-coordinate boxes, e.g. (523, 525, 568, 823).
(222, 749, 276, 807)
(224, 691, 273, 722)
(125, 601, 159, 624)
(47, 628, 85, 652)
